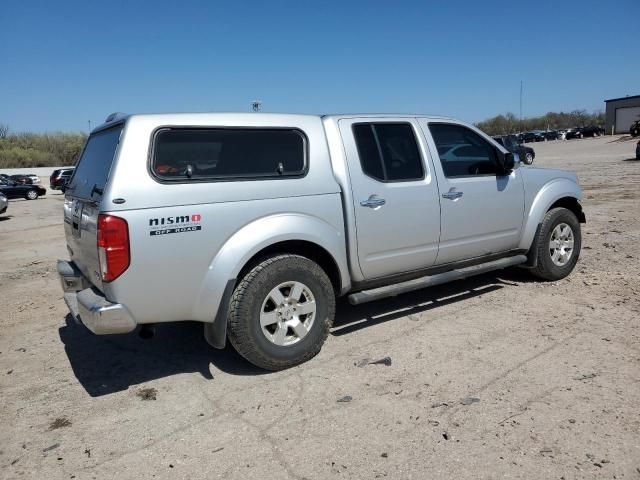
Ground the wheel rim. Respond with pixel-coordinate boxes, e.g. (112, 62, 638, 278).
(526, 153, 533, 163)
(27, 190, 37, 199)
(259, 281, 316, 346)
(549, 223, 574, 266)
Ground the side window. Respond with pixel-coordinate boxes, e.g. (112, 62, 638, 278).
(352, 123, 424, 182)
(152, 128, 306, 180)
(429, 124, 500, 177)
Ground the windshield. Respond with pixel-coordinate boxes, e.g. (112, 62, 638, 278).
(67, 125, 123, 199)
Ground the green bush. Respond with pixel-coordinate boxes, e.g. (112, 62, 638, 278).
(0, 130, 87, 169)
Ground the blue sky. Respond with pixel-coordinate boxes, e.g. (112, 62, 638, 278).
(1, 0, 638, 132)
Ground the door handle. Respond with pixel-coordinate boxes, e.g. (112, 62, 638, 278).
(360, 195, 386, 208)
(442, 189, 463, 200)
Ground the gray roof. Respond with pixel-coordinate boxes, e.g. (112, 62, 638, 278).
(604, 94, 640, 103)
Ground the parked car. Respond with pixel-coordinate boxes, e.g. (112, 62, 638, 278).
(636, 140, 640, 159)
(26, 174, 41, 184)
(0, 178, 46, 200)
(492, 135, 535, 164)
(521, 131, 546, 143)
(50, 167, 75, 190)
(629, 120, 640, 137)
(581, 125, 605, 137)
(9, 174, 35, 184)
(566, 125, 605, 139)
(13, 173, 41, 184)
(0, 192, 7, 214)
(58, 112, 585, 370)
(543, 130, 559, 141)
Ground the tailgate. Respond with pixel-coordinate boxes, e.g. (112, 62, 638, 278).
(63, 125, 124, 291)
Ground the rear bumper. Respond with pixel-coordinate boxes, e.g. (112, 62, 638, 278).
(58, 260, 136, 335)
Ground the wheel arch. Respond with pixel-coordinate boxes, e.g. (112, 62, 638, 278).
(547, 196, 586, 223)
(519, 179, 585, 253)
(236, 240, 343, 295)
(200, 214, 349, 349)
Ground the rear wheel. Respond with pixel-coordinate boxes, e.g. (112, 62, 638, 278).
(25, 189, 39, 200)
(529, 207, 581, 281)
(227, 254, 335, 370)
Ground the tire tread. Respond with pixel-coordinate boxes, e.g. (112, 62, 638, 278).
(530, 207, 581, 281)
(227, 254, 335, 371)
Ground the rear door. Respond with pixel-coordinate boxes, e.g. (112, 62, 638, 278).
(64, 124, 124, 290)
(339, 118, 441, 280)
(419, 120, 524, 265)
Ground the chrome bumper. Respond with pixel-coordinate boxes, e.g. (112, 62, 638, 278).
(58, 260, 136, 335)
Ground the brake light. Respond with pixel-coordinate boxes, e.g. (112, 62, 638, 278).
(97, 214, 130, 282)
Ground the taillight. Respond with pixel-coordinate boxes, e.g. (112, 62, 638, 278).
(97, 214, 130, 282)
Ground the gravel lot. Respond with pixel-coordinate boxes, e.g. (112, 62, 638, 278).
(1, 135, 639, 480)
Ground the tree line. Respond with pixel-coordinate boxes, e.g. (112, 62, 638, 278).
(0, 123, 86, 169)
(475, 110, 605, 136)
(0, 109, 607, 169)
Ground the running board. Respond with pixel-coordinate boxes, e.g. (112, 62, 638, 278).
(347, 254, 527, 305)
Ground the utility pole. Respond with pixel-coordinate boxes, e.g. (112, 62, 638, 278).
(88, 120, 92, 132)
(519, 80, 523, 132)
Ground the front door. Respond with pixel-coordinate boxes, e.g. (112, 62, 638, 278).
(339, 119, 441, 280)
(419, 120, 525, 265)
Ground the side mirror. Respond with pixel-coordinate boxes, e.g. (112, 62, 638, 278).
(497, 150, 515, 174)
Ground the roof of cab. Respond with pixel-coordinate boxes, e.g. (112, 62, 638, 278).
(92, 111, 456, 134)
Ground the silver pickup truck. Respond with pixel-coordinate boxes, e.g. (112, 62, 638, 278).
(58, 112, 584, 370)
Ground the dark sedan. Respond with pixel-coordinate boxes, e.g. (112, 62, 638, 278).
(521, 131, 547, 143)
(9, 174, 36, 185)
(0, 178, 46, 200)
(566, 125, 605, 139)
(493, 135, 535, 165)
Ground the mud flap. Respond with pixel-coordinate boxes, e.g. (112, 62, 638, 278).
(524, 223, 543, 268)
(203, 279, 236, 349)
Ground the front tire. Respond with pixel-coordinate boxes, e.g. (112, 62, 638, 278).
(25, 189, 39, 200)
(227, 254, 335, 371)
(529, 208, 581, 281)
(524, 152, 534, 165)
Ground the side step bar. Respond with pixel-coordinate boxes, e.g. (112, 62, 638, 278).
(347, 255, 527, 305)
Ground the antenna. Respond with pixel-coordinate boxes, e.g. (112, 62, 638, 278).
(251, 100, 262, 112)
(519, 80, 523, 129)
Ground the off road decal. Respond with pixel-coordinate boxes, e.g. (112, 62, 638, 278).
(148, 214, 202, 236)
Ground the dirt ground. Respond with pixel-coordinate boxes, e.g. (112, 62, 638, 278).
(1, 135, 639, 480)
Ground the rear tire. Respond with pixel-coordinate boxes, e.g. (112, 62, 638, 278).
(227, 254, 335, 371)
(25, 189, 39, 200)
(529, 208, 581, 281)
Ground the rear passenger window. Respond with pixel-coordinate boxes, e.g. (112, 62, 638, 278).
(429, 124, 500, 177)
(152, 128, 306, 180)
(352, 123, 424, 182)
